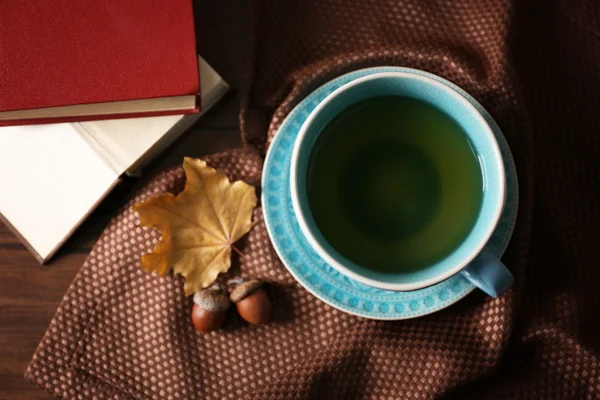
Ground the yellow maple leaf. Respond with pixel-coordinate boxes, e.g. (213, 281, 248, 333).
(134, 158, 257, 295)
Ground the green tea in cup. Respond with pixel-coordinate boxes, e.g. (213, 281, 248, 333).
(307, 96, 483, 273)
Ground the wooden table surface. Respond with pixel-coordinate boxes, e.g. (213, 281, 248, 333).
(0, 2, 249, 398)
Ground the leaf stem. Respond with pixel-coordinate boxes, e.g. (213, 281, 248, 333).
(231, 245, 245, 259)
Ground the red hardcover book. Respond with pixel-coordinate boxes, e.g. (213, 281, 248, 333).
(0, 0, 200, 126)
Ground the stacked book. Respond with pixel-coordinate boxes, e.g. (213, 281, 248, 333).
(0, 0, 229, 262)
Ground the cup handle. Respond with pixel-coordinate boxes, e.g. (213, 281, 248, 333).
(460, 251, 514, 298)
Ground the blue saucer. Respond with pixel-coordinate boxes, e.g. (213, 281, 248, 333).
(262, 67, 519, 320)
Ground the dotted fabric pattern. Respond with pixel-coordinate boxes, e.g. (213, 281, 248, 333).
(26, 0, 600, 398)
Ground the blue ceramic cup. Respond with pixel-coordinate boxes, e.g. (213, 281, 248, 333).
(290, 71, 514, 298)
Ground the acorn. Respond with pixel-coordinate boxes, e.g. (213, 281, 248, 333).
(230, 279, 271, 325)
(191, 286, 230, 332)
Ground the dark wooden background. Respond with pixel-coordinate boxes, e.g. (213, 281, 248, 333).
(0, 2, 249, 398)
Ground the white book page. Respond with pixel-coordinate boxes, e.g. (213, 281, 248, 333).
(78, 56, 227, 174)
(0, 124, 119, 259)
(76, 114, 185, 173)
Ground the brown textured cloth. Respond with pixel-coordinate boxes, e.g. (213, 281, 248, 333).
(26, 0, 600, 398)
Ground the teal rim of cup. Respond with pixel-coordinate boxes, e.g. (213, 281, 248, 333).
(290, 72, 506, 291)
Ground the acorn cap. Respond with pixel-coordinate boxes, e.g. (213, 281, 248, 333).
(229, 280, 263, 303)
(193, 286, 230, 311)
